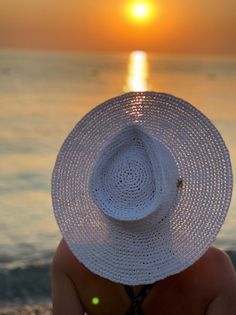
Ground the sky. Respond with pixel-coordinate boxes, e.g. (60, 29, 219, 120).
(0, 0, 236, 54)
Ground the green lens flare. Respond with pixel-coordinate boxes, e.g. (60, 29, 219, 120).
(92, 296, 100, 305)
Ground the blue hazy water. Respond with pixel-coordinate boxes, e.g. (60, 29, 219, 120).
(0, 50, 236, 276)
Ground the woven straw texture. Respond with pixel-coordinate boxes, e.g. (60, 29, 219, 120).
(52, 92, 233, 285)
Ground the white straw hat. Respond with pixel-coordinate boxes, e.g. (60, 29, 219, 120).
(52, 92, 233, 285)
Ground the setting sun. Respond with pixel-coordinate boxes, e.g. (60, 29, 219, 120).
(133, 3, 150, 20)
(125, 1, 156, 23)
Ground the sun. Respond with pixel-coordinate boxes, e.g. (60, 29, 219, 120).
(125, 1, 156, 23)
(133, 3, 151, 20)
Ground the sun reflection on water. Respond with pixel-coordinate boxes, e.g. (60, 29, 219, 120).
(125, 50, 149, 92)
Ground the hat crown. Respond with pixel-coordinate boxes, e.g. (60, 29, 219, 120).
(90, 125, 179, 221)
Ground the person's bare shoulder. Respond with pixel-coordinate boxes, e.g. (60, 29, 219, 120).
(194, 247, 235, 288)
(201, 247, 236, 314)
(203, 246, 235, 280)
(52, 238, 85, 275)
(51, 239, 86, 314)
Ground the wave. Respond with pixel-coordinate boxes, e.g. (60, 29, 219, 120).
(0, 251, 235, 304)
(0, 264, 51, 304)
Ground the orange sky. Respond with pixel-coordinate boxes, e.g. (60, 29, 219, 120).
(0, 0, 236, 54)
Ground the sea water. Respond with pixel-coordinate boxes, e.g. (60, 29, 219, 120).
(0, 50, 236, 302)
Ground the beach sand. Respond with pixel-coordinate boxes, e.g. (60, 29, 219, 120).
(0, 304, 52, 315)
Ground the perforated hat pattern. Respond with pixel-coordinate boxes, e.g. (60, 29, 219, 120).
(52, 92, 233, 285)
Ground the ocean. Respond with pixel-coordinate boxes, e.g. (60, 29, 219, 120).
(0, 50, 236, 304)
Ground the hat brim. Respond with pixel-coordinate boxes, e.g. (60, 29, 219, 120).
(52, 92, 233, 285)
